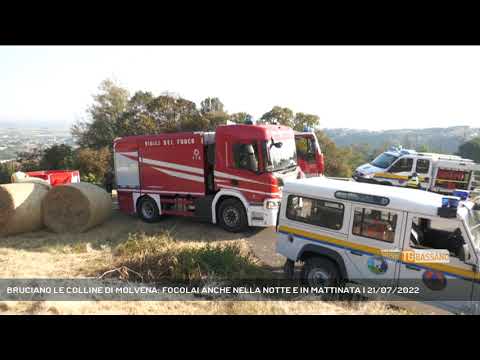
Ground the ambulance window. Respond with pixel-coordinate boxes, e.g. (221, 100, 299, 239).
(416, 159, 430, 174)
(286, 195, 344, 230)
(389, 158, 413, 173)
(352, 207, 397, 243)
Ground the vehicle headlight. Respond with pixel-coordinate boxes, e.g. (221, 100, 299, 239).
(265, 200, 280, 209)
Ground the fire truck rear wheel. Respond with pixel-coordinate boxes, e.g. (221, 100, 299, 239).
(302, 257, 340, 288)
(218, 198, 248, 233)
(137, 196, 160, 223)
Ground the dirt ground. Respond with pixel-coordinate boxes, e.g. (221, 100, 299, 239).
(0, 200, 417, 315)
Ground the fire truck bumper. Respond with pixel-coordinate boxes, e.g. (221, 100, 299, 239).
(247, 204, 279, 227)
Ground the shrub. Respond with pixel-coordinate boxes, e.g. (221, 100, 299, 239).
(111, 233, 268, 282)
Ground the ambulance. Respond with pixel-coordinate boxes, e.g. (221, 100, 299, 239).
(276, 177, 480, 314)
(353, 146, 480, 194)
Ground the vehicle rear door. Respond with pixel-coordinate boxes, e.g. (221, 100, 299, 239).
(415, 158, 432, 190)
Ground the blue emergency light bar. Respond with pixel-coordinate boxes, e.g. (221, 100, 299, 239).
(453, 190, 469, 201)
(441, 197, 459, 208)
(438, 196, 461, 218)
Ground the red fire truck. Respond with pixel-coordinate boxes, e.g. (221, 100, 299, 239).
(114, 124, 304, 232)
(294, 131, 324, 177)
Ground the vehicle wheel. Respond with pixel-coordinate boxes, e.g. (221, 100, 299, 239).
(218, 198, 248, 233)
(137, 196, 160, 223)
(301, 257, 340, 288)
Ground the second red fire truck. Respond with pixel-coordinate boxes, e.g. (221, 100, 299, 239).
(114, 124, 321, 232)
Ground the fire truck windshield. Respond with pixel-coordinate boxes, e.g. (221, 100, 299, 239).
(263, 138, 297, 172)
(371, 153, 398, 169)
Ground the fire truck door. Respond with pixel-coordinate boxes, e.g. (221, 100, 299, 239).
(295, 134, 319, 177)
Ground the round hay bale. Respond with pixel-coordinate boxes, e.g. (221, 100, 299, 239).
(0, 183, 49, 237)
(11, 171, 28, 183)
(14, 177, 52, 189)
(42, 182, 112, 233)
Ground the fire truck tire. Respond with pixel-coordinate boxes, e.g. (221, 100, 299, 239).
(301, 256, 340, 288)
(137, 196, 160, 223)
(218, 198, 248, 233)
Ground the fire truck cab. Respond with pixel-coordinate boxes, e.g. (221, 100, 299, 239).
(114, 124, 302, 232)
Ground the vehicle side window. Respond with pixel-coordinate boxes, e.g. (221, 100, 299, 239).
(286, 195, 344, 230)
(416, 159, 430, 174)
(409, 217, 468, 262)
(233, 143, 259, 171)
(352, 207, 397, 243)
(390, 157, 413, 173)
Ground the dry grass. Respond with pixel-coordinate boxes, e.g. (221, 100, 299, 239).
(0, 202, 418, 315)
(0, 300, 413, 315)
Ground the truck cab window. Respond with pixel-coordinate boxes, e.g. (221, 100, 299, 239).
(296, 137, 315, 161)
(409, 217, 467, 261)
(352, 207, 397, 243)
(389, 157, 413, 173)
(416, 159, 430, 174)
(233, 143, 259, 172)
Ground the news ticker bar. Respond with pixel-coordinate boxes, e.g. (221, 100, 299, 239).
(0, 279, 476, 301)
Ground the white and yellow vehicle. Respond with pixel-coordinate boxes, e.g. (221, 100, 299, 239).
(276, 177, 480, 314)
(353, 146, 480, 194)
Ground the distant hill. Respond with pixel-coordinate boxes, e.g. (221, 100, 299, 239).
(0, 120, 70, 130)
(323, 126, 480, 154)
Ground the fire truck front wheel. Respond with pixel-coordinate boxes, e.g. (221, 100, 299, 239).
(137, 196, 160, 223)
(218, 198, 248, 233)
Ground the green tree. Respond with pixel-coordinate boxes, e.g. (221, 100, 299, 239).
(72, 79, 130, 149)
(229, 112, 252, 124)
(74, 147, 112, 183)
(259, 106, 294, 127)
(40, 144, 74, 170)
(117, 91, 158, 136)
(0, 161, 18, 184)
(457, 137, 480, 162)
(292, 112, 320, 132)
(315, 130, 352, 177)
(200, 97, 225, 114)
(16, 148, 44, 172)
(199, 97, 229, 129)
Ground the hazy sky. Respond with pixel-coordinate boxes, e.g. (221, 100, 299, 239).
(1, 46, 479, 130)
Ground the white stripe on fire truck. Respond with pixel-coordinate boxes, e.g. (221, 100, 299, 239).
(214, 171, 276, 186)
(151, 167, 205, 183)
(141, 158, 204, 175)
(218, 184, 280, 196)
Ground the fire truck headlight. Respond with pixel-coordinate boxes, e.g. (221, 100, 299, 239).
(265, 200, 280, 209)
